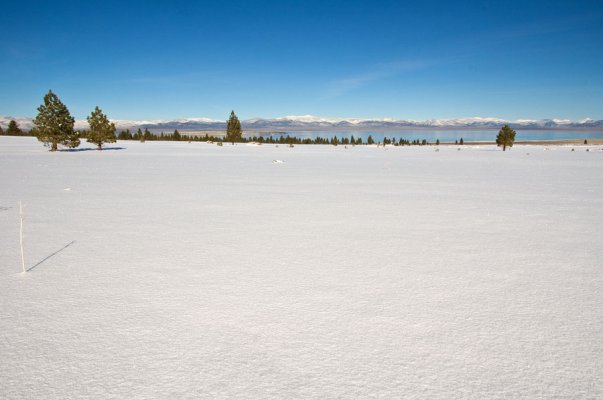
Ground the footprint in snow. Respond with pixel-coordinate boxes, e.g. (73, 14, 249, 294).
(272, 160, 285, 164)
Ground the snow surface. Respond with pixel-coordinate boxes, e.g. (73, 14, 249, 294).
(1, 137, 602, 399)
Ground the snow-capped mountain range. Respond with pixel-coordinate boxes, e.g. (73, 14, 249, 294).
(2, 115, 602, 131)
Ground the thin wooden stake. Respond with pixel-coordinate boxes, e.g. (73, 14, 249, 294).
(19, 201, 25, 273)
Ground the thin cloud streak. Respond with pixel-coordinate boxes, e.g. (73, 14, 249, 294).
(123, 71, 223, 88)
(493, 14, 603, 40)
(324, 60, 433, 98)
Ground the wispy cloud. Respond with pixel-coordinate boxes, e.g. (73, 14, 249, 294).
(324, 60, 432, 98)
(493, 15, 602, 40)
(123, 71, 222, 88)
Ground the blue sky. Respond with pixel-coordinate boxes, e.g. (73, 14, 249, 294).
(1, 0, 602, 121)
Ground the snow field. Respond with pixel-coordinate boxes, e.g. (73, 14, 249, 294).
(1, 137, 602, 399)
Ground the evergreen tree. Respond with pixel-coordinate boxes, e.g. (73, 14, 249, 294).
(7, 120, 23, 135)
(436, 139, 440, 145)
(367, 135, 374, 145)
(0, 124, 4, 135)
(459, 137, 464, 145)
(33, 90, 79, 151)
(496, 125, 516, 151)
(226, 111, 242, 144)
(86, 106, 116, 150)
(173, 129, 181, 141)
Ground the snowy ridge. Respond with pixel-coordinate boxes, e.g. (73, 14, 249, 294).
(2, 115, 602, 131)
(253, 115, 603, 129)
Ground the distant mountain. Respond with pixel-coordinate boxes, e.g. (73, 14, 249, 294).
(2, 115, 602, 132)
(242, 115, 603, 130)
(0, 116, 37, 130)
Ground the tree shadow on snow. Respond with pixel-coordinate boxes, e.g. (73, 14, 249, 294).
(58, 147, 126, 152)
(27, 241, 76, 272)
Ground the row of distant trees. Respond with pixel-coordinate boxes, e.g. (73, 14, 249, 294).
(1, 90, 518, 150)
(113, 129, 444, 146)
(2, 117, 458, 147)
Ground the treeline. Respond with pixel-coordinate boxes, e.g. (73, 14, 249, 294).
(1, 120, 451, 146)
(115, 128, 224, 142)
(113, 129, 447, 146)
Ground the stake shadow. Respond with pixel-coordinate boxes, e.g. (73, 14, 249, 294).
(27, 240, 76, 272)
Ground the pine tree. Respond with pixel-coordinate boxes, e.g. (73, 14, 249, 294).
(6, 120, 23, 136)
(226, 111, 242, 144)
(496, 125, 516, 151)
(436, 139, 440, 145)
(33, 90, 79, 151)
(86, 106, 116, 150)
(459, 137, 464, 145)
(0, 124, 4, 135)
(367, 135, 374, 145)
